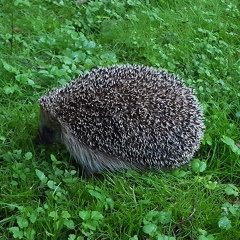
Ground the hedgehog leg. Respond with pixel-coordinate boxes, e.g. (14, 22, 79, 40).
(74, 164, 94, 180)
(81, 167, 102, 180)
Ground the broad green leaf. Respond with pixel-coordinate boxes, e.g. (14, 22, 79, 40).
(142, 223, 157, 235)
(62, 211, 71, 219)
(49, 211, 59, 220)
(88, 189, 103, 200)
(218, 216, 232, 230)
(221, 135, 240, 155)
(224, 184, 239, 196)
(35, 169, 48, 183)
(25, 152, 33, 160)
(191, 159, 207, 173)
(79, 210, 91, 220)
(17, 216, 29, 229)
(8, 227, 24, 238)
(91, 211, 104, 221)
(64, 219, 75, 229)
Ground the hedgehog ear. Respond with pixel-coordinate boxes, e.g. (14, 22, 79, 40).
(34, 126, 56, 145)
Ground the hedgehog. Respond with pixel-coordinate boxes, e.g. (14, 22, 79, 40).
(36, 65, 205, 176)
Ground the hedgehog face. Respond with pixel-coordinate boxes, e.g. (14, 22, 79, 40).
(34, 106, 61, 146)
(34, 125, 56, 145)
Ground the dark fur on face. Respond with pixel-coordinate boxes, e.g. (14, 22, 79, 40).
(34, 126, 56, 145)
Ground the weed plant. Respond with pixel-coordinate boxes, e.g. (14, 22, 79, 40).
(0, 0, 240, 239)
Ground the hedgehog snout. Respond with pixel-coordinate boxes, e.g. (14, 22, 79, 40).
(34, 125, 56, 145)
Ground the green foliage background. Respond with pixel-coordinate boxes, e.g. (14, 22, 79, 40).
(0, 0, 240, 239)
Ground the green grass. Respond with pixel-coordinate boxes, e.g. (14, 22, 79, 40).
(1, 0, 240, 239)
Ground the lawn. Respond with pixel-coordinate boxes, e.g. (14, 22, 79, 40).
(0, 0, 240, 239)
